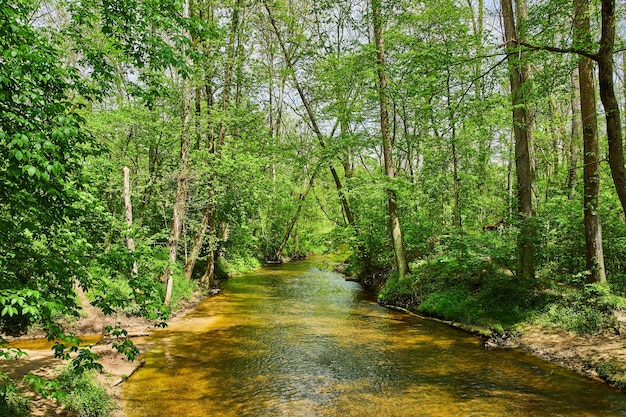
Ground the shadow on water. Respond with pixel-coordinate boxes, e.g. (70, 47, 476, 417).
(124, 257, 626, 417)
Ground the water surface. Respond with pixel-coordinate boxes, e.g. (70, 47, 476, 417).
(124, 258, 626, 416)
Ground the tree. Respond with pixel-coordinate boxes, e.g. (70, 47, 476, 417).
(596, 0, 626, 218)
(575, 0, 606, 283)
(371, 0, 410, 279)
(0, 0, 112, 376)
(501, 0, 535, 279)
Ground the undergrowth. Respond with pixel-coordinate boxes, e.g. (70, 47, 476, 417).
(378, 255, 540, 332)
(0, 380, 31, 417)
(57, 367, 114, 417)
(533, 283, 626, 335)
(377, 231, 626, 336)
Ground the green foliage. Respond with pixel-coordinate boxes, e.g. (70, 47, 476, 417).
(534, 284, 623, 335)
(0, 380, 31, 417)
(378, 232, 539, 330)
(597, 361, 626, 389)
(0, 0, 100, 339)
(56, 367, 114, 417)
(218, 255, 262, 278)
(533, 197, 585, 282)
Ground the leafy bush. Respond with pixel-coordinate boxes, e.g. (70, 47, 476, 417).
(534, 283, 623, 335)
(0, 380, 31, 417)
(57, 367, 113, 417)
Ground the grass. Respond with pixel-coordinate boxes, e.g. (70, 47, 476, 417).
(378, 255, 540, 333)
(378, 252, 626, 337)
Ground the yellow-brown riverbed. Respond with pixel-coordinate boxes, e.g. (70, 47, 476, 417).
(123, 257, 626, 416)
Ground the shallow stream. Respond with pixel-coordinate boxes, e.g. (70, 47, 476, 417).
(123, 257, 626, 416)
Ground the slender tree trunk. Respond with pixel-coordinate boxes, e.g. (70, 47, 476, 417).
(623, 48, 626, 123)
(200, 209, 217, 286)
(164, 0, 192, 306)
(597, 0, 626, 218)
(262, 1, 355, 227)
(123, 167, 138, 278)
(568, 70, 581, 200)
(194, 87, 202, 150)
(501, 0, 535, 280)
(216, 0, 241, 149)
(372, 0, 409, 279)
(446, 70, 462, 229)
(183, 204, 210, 279)
(275, 171, 317, 260)
(576, 0, 606, 283)
(507, 132, 514, 218)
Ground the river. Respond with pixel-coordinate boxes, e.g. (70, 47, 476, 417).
(123, 257, 626, 416)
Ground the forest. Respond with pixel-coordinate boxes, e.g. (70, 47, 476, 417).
(2, 0, 626, 414)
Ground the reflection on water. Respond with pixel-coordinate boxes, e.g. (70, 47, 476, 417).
(124, 258, 626, 416)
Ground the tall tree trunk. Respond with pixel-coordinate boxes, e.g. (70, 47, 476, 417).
(372, 0, 409, 279)
(576, 0, 606, 283)
(164, 0, 192, 306)
(507, 132, 514, 218)
(183, 204, 210, 279)
(200, 209, 217, 286)
(501, 0, 535, 280)
(194, 87, 202, 150)
(446, 70, 462, 229)
(516, 0, 538, 210)
(597, 0, 626, 218)
(568, 70, 581, 200)
(123, 167, 138, 278)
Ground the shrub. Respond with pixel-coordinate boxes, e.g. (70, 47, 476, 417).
(0, 381, 31, 417)
(56, 367, 113, 417)
(534, 284, 622, 335)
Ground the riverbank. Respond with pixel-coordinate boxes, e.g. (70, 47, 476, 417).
(4, 258, 626, 417)
(383, 303, 626, 390)
(373, 256, 626, 391)
(0, 289, 209, 417)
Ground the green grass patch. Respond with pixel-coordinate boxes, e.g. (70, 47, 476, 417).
(533, 283, 624, 335)
(378, 255, 540, 331)
(597, 361, 626, 389)
(218, 255, 262, 277)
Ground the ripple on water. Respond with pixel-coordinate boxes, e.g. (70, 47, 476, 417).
(124, 258, 626, 417)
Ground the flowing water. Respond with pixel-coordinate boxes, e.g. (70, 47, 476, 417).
(123, 257, 626, 416)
